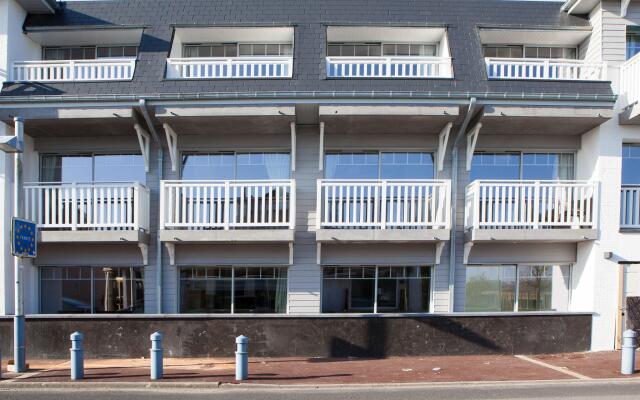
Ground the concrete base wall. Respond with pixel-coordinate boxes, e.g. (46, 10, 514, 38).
(0, 313, 592, 359)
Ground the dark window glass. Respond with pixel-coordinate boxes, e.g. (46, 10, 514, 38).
(322, 266, 431, 313)
(627, 27, 640, 60)
(40, 267, 92, 313)
(94, 267, 144, 313)
(180, 268, 232, 313)
(469, 153, 520, 181)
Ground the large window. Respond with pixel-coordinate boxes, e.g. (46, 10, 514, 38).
(482, 45, 577, 60)
(627, 27, 640, 60)
(464, 265, 570, 312)
(327, 43, 437, 57)
(181, 152, 290, 180)
(40, 267, 144, 314)
(470, 152, 575, 182)
(183, 43, 292, 58)
(324, 152, 434, 180)
(322, 266, 431, 313)
(40, 154, 146, 184)
(180, 266, 288, 314)
(43, 46, 138, 61)
(622, 144, 640, 185)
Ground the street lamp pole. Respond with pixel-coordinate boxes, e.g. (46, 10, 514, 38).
(13, 116, 25, 373)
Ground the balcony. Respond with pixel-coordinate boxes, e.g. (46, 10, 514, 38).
(159, 180, 295, 243)
(621, 185, 640, 229)
(11, 59, 137, 83)
(620, 53, 640, 123)
(24, 182, 149, 243)
(485, 58, 606, 81)
(316, 179, 451, 242)
(326, 56, 453, 79)
(166, 56, 293, 79)
(465, 180, 598, 242)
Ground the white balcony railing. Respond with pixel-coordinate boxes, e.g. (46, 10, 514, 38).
(326, 56, 453, 79)
(316, 180, 451, 229)
(166, 57, 293, 79)
(465, 180, 598, 230)
(485, 58, 607, 81)
(160, 180, 295, 230)
(24, 182, 149, 231)
(620, 53, 640, 108)
(621, 185, 640, 229)
(12, 59, 137, 82)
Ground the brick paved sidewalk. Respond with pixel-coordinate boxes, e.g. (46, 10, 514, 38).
(0, 352, 638, 385)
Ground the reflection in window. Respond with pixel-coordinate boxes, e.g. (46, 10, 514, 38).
(464, 265, 570, 312)
(627, 27, 640, 60)
(622, 144, 640, 185)
(40, 154, 146, 184)
(325, 152, 434, 180)
(40, 267, 144, 314)
(180, 267, 288, 314)
(322, 266, 431, 313)
(470, 152, 574, 181)
(181, 152, 290, 180)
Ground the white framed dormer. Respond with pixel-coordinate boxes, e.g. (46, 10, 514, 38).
(11, 27, 143, 82)
(479, 27, 607, 81)
(166, 26, 294, 79)
(325, 26, 453, 79)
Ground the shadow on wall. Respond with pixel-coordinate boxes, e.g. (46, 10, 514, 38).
(328, 316, 502, 358)
(1, 82, 64, 96)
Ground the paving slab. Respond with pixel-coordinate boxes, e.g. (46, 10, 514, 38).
(533, 351, 640, 380)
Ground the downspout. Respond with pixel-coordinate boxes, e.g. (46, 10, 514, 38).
(138, 99, 163, 314)
(448, 97, 478, 313)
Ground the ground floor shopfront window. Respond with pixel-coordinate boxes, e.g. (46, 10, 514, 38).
(464, 265, 570, 312)
(322, 266, 431, 313)
(179, 266, 288, 314)
(40, 267, 144, 314)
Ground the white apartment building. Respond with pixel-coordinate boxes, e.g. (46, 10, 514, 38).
(0, 0, 638, 358)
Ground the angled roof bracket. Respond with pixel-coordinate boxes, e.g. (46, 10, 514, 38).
(466, 122, 482, 171)
(437, 122, 453, 172)
(622, 0, 631, 17)
(162, 123, 179, 173)
(291, 122, 297, 172)
(134, 123, 151, 173)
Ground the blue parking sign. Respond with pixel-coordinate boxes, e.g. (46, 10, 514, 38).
(12, 218, 37, 258)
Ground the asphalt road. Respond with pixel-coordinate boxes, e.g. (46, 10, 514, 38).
(1, 380, 640, 400)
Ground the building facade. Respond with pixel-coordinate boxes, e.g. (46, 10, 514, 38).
(0, 0, 638, 355)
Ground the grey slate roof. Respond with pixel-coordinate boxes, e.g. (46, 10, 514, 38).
(0, 0, 614, 101)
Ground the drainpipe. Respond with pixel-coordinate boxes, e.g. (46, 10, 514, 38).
(448, 97, 478, 313)
(138, 99, 163, 314)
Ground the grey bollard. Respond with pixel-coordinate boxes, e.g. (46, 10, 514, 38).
(70, 332, 84, 380)
(150, 332, 163, 380)
(235, 335, 249, 381)
(621, 329, 637, 375)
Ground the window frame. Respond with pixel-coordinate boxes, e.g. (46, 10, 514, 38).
(469, 150, 577, 182)
(42, 45, 139, 61)
(323, 150, 436, 180)
(320, 265, 433, 314)
(39, 152, 147, 184)
(178, 266, 289, 314)
(327, 42, 439, 57)
(180, 151, 292, 180)
(39, 266, 144, 314)
(464, 264, 572, 312)
(482, 44, 579, 60)
(182, 42, 293, 58)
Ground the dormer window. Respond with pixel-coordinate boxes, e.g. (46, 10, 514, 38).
(42, 45, 139, 61)
(482, 45, 576, 60)
(166, 27, 294, 79)
(182, 43, 292, 58)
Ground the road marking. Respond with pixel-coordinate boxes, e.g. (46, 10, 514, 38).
(0, 361, 69, 384)
(515, 355, 593, 380)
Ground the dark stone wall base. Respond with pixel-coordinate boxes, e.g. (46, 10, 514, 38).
(0, 314, 592, 359)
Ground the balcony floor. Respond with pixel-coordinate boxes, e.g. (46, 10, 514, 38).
(160, 229, 294, 244)
(465, 228, 596, 243)
(39, 230, 149, 244)
(316, 228, 450, 243)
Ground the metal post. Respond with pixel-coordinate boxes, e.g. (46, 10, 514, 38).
(235, 335, 248, 381)
(621, 329, 637, 375)
(150, 332, 163, 380)
(70, 332, 84, 380)
(13, 117, 25, 373)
